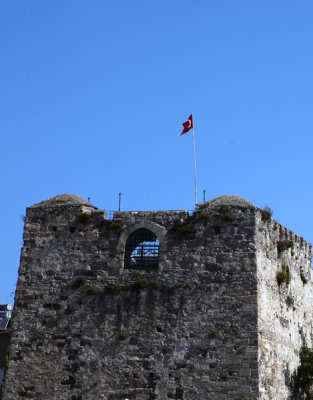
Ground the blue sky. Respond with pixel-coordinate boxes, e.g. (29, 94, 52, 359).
(1, 1, 313, 304)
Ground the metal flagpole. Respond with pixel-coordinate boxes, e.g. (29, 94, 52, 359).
(192, 113, 197, 207)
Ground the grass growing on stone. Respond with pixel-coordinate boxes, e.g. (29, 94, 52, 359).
(221, 210, 234, 223)
(85, 285, 99, 295)
(277, 266, 290, 286)
(149, 281, 167, 292)
(277, 240, 294, 256)
(104, 280, 167, 294)
(131, 278, 150, 290)
(77, 212, 94, 225)
(72, 276, 87, 289)
(129, 278, 167, 292)
(171, 211, 211, 239)
(107, 221, 123, 234)
(261, 206, 273, 222)
(293, 347, 313, 399)
(286, 296, 294, 307)
(176, 223, 194, 237)
(105, 283, 121, 294)
(300, 273, 308, 285)
(118, 332, 128, 341)
(208, 331, 219, 339)
(197, 212, 211, 221)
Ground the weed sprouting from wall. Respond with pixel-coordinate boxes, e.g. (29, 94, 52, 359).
(77, 212, 94, 225)
(277, 240, 294, 257)
(85, 285, 99, 295)
(293, 347, 313, 399)
(72, 276, 87, 289)
(221, 210, 234, 223)
(277, 264, 290, 286)
(131, 278, 150, 290)
(108, 221, 123, 234)
(189, 211, 211, 222)
(286, 296, 294, 307)
(208, 331, 219, 339)
(104, 280, 167, 294)
(118, 332, 128, 341)
(261, 206, 273, 222)
(300, 273, 308, 285)
(176, 224, 194, 237)
(105, 283, 121, 294)
(171, 211, 211, 239)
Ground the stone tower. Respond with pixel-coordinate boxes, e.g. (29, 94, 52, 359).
(3, 194, 313, 399)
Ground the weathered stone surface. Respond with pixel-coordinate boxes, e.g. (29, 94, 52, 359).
(2, 194, 313, 399)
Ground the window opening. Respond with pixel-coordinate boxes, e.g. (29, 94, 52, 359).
(124, 228, 159, 269)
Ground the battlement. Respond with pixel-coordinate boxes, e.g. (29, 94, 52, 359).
(3, 194, 313, 400)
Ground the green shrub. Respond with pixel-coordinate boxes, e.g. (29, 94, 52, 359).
(300, 273, 308, 285)
(126, 279, 167, 292)
(72, 276, 87, 289)
(105, 283, 121, 294)
(198, 212, 210, 220)
(176, 223, 194, 236)
(277, 240, 294, 256)
(192, 211, 211, 221)
(85, 285, 99, 295)
(293, 347, 313, 399)
(77, 212, 93, 225)
(149, 281, 167, 292)
(131, 278, 150, 290)
(277, 267, 290, 286)
(208, 331, 219, 339)
(221, 210, 234, 222)
(286, 296, 294, 307)
(171, 211, 211, 238)
(108, 221, 123, 234)
(261, 206, 273, 222)
(118, 332, 128, 341)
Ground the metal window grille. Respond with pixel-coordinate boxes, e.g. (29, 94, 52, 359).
(124, 228, 159, 270)
(0, 305, 11, 330)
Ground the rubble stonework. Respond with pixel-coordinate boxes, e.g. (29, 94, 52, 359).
(2, 194, 313, 399)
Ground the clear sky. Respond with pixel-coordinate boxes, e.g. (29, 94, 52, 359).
(1, 0, 313, 305)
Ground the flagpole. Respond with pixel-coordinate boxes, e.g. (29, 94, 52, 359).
(192, 113, 197, 207)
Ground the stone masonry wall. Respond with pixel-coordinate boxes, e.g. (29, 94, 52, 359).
(3, 194, 259, 400)
(256, 211, 313, 400)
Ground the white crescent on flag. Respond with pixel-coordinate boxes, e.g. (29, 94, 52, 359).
(181, 114, 193, 136)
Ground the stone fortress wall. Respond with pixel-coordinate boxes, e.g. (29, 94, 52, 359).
(256, 211, 313, 399)
(2, 194, 313, 400)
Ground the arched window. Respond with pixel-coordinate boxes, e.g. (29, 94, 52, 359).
(124, 228, 159, 270)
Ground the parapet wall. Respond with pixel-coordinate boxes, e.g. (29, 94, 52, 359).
(2, 194, 313, 400)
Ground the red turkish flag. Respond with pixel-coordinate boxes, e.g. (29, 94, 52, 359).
(181, 114, 193, 136)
